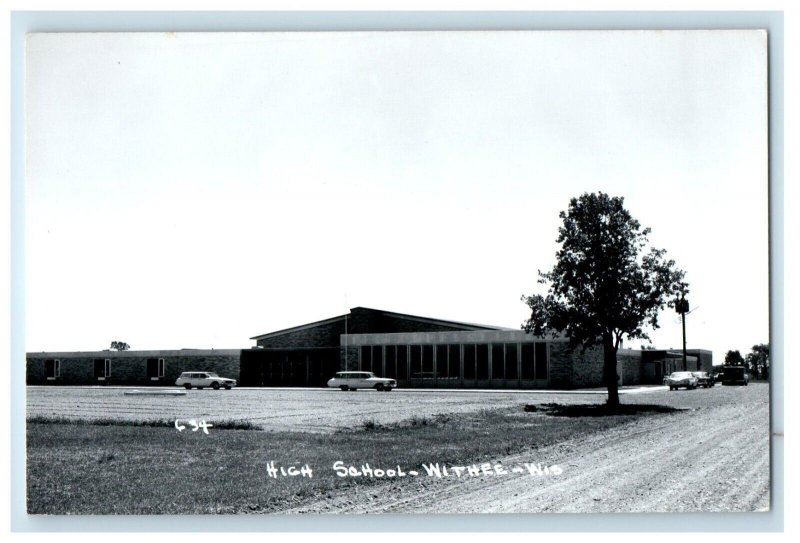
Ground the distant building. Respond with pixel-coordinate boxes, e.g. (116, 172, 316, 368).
(26, 307, 712, 388)
(641, 349, 714, 383)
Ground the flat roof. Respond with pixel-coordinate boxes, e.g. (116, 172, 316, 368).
(26, 348, 242, 358)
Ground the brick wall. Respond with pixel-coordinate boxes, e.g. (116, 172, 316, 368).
(618, 351, 643, 385)
(563, 346, 643, 388)
(364, 311, 481, 334)
(256, 319, 346, 349)
(568, 345, 606, 388)
(548, 343, 577, 388)
(27, 351, 241, 386)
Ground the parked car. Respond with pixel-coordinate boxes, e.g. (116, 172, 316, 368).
(175, 371, 237, 390)
(327, 371, 397, 391)
(721, 366, 750, 386)
(664, 371, 699, 390)
(692, 371, 715, 388)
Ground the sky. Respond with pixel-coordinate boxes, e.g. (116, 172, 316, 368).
(24, 30, 768, 362)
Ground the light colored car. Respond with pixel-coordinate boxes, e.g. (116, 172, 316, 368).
(175, 371, 236, 390)
(327, 371, 396, 392)
(664, 371, 699, 391)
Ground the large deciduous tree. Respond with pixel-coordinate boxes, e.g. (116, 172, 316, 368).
(521, 192, 687, 407)
(745, 343, 769, 379)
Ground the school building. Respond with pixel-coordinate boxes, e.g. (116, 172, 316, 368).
(26, 307, 712, 388)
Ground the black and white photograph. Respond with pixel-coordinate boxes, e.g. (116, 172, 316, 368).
(22, 27, 772, 518)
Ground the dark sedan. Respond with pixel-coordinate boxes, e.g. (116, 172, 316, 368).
(692, 371, 715, 388)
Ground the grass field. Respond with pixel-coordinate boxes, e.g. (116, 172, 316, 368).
(27, 384, 766, 514)
(26, 404, 681, 514)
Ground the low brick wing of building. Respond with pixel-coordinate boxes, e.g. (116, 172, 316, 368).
(26, 349, 241, 386)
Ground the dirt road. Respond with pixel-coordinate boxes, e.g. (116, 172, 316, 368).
(283, 385, 771, 513)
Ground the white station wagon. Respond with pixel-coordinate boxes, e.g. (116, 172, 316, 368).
(327, 371, 396, 392)
(175, 371, 237, 390)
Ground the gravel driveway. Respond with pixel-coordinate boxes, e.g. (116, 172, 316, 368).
(282, 383, 771, 513)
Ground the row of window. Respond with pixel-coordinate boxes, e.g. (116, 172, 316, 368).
(357, 343, 549, 381)
(44, 358, 165, 379)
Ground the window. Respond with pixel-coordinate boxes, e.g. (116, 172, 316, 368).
(358, 345, 383, 373)
(447, 344, 460, 380)
(422, 345, 434, 377)
(147, 358, 165, 380)
(535, 343, 548, 380)
(476, 345, 489, 380)
(463, 345, 476, 380)
(491, 344, 504, 379)
(45, 359, 60, 379)
(94, 358, 110, 379)
(505, 343, 519, 380)
(384, 346, 397, 379)
(396, 345, 408, 380)
(521, 343, 549, 380)
(371, 346, 383, 376)
(436, 345, 448, 378)
(288, 352, 306, 386)
(521, 343, 535, 379)
(410, 345, 422, 378)
(360, 346, 371, 372)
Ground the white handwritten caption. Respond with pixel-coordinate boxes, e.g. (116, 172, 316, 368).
(266, 461, 563, 480)
(174, 419, 214, 434)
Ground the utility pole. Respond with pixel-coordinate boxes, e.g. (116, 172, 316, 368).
(681, 309, 687, 370)
(676, 296, 689, 370)
(344, 294, 349, 371)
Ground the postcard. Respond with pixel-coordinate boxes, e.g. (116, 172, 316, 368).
(24, 30, 770, 516)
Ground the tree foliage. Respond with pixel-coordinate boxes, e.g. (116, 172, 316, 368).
(110, 341, 130, 351)
(724, 350, 745, 366)
(521, 192, 687, 406)
(745, 343, 769, 379)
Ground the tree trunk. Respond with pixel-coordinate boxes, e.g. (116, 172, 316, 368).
(603, 334, 620, 407)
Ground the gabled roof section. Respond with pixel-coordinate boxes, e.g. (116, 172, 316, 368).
(351, 306, 512, 332)
(250, 307, 510, 341)
(250, 313, 348, 341)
